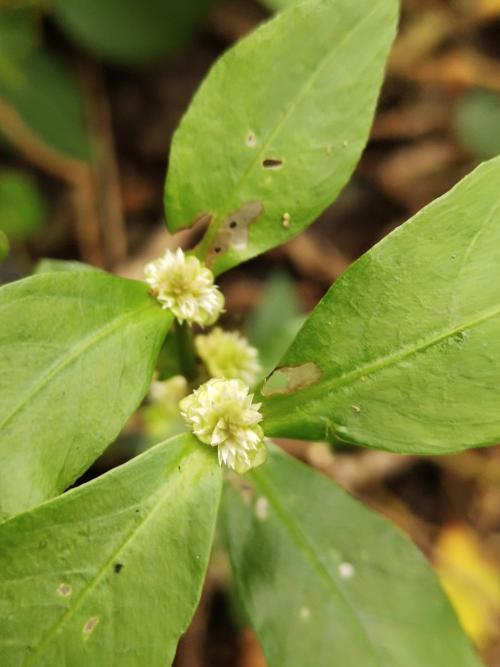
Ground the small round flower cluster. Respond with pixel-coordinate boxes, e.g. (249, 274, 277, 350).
(195, 327, 261, 386)
(145, 248, 224, 326)
(146, 247, 267, 473)
(149, 375, 188, 405)
(180, 378, 267, 474)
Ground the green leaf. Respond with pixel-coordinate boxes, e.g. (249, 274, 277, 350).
(0, 230, 9, 260)
(223, 447, 482, 667)
(0, 271, 171, 519)
(51, 0, 214, 65)
(0, 6, 39, 87)
(156, 330, 183, 381)
(0, 170, 47, 242)
(0, 49, 91, 163)
(34, 258, 100, 274)
(165, 0, 398, 275)
(259, 0, 298, 11)
(454, 88, 500, 160)
(245, 270, 304, 378)
(0, 433, 222, 667)
(0, 7, 38, 84)
(260, 157, 500, 454)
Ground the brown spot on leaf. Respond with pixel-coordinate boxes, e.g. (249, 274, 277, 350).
(57, 583, 72, 597)
(261, 362, 322, 397)
(262, 158, 283, 169)
(208, 201, 263, 260)
(83, 616, 99, 639)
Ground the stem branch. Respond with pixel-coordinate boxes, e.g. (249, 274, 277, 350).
(175, 322, 198, 382)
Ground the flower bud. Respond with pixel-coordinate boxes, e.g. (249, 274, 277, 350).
(195, 327, 261, 385)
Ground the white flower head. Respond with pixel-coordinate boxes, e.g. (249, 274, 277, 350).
(149, 375, 188, 405)
(195, 327, 261, 385)
(145, 248, 224, 326)
(180, 378, 267, 474)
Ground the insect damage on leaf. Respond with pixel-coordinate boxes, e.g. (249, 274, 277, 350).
(338, 562, 355, 580)
(82, 616, 99, 639)
(262, 158, 284, 169)
(261, 361, 322, 396)
(207, 201, 263, 261)
(57, 583, 72, 597)
(191, 212, 213, 229)
(255, 496, 269, 521)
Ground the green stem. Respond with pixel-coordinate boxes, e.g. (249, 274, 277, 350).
(175, 322, 198, 382)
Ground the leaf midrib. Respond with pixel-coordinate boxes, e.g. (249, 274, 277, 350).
(251, 468, 386, 667)
(21, 442, 192, 666)
(264, 300, 500, 422)
(194, 1, 384, 256)
(0, 301, 154, 433)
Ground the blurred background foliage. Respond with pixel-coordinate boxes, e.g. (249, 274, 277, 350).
(1, 0, 500, 665)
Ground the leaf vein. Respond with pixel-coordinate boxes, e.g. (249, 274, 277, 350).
(196, 2, 382, 255)
(21, 443, 191, 666)
(252, 469, 386, 667)
(0, 302, 153, 434)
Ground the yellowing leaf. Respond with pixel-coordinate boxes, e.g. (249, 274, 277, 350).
(436, 524, 500, 648)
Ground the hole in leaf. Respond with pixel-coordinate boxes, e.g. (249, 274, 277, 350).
(207, 201, 263, 261)
(262, 158, 283, 169)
